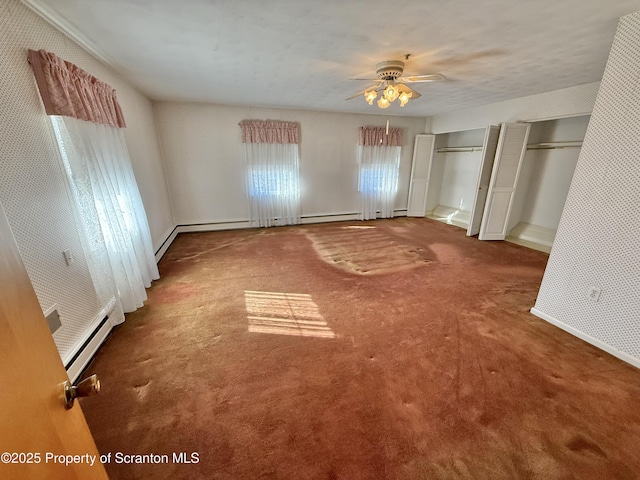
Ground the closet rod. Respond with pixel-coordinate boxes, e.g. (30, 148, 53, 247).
(436, 146, 484, 153)
(527, 141, 583, 150)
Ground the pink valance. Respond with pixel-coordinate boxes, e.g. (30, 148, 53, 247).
(358, 126, 404, 147)
(27, 49, 126, 128)
(239, 120, 299, 144)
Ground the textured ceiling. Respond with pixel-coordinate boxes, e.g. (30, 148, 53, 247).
(24, 0, 640, 116)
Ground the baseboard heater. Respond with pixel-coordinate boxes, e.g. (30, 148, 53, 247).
(64, 315, 111, 384)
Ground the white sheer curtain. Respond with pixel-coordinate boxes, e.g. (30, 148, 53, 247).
(52, 116, 159, 316)
(357, 126, 403, 220)
(239, 120, 301, 228)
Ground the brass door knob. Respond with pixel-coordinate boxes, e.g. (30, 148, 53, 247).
(64, 374, 100, 409)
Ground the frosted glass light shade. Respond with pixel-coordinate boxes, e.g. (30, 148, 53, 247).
(384, 84, 399, 102)
(364, 90, 377, 105)
(377, 97, 390, 108)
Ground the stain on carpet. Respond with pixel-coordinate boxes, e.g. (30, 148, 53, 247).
(306, 223, 430, 274)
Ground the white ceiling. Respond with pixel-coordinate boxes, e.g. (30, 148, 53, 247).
(25, 0, 640, 117)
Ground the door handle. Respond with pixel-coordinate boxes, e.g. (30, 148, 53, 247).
(63, 374, 100, 409)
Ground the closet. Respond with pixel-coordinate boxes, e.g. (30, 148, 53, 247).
(409, 126, 499, 235)
(409, 116, 589, 253)
(504, 115, 590, 252)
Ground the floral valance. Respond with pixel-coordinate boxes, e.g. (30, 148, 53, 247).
(239, 120, 300, 144)
(358, 126, 404, 147)
(27, 49, 126, 128)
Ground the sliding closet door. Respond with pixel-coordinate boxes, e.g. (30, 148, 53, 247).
(467, 125, 500, 236)
(478, 123, 530, 240)
(407, 134, 435, 217)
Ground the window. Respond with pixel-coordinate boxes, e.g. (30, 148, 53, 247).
(359, 162, 400, 194)
(357, 126, 403, 220)
(239, 120, 301, 227)
(248, 164, 299, 197)
(51, 116, 158, 313)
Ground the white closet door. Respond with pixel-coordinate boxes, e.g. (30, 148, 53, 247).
(478, 123, 531, 240)
(407, 134, 435, 217)
(467, 125, 500, 236)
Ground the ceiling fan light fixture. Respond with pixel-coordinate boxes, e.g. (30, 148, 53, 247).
(398, 91, 412, 107)
(384, 83, 399, 102)
(397, 84, 413, 107)
(349, 59, 444, 109)
(377, 96, 390, 109)
(364, 90, 377, 105)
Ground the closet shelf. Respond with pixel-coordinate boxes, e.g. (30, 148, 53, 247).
(526, 141, 583, 150)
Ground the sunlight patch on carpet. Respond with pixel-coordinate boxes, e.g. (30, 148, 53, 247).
(244, 291, 336, 339)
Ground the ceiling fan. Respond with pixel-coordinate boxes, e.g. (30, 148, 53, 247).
(347, 60, 445, 108)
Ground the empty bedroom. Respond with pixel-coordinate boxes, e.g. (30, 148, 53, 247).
(1, 1, 640, 479)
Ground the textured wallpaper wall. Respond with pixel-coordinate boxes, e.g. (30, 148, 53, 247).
(0, 0, 171, 361)
(533, 12, 640, 366)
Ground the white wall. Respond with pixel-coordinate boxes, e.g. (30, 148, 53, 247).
(0, 0, 172, 361)
(533, 11, 640, 367)
(429, 129, 485, 213)
(517, 149, 580, 230)
(118, 90, 174, 249)
(154, 102, 426, 225)
(438, 153, 482, 212)
(429, 82, 599, 134)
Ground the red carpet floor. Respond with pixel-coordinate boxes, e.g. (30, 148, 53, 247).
(79, 218, 640, 479)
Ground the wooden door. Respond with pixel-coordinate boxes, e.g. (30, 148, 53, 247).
(478, 123, 531, 241)
(406, 134, 435, 217)
(0, 204, 108, 480)
(467, 125, 500, 236)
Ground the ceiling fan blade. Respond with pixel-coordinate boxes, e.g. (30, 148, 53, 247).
(348, 77, 380, 81)
(400, 84, 421, 99)
(345, 84, 381, 100)
(401, 73, 446, 83)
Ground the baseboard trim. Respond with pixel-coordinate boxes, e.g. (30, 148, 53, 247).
(63, 314, 113, 383)
(301, 210, 407, 224)
(157, 212, 411, 254)
(505, 236, 552, 254)
(530, 307, 640, 369)
(176, 221, 252, 233)
(507, 222, 556, 248)
(301, 213, 359, 224)
(165, 212, 410, 239)
(155, 226, 178, 262)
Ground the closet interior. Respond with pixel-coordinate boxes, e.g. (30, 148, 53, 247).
(425, 125, 500, 237)
(506, 115, 589, 252)
(423, 115, 589, 252)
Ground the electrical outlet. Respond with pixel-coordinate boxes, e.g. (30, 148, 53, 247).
(587, 286, 601, 302)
